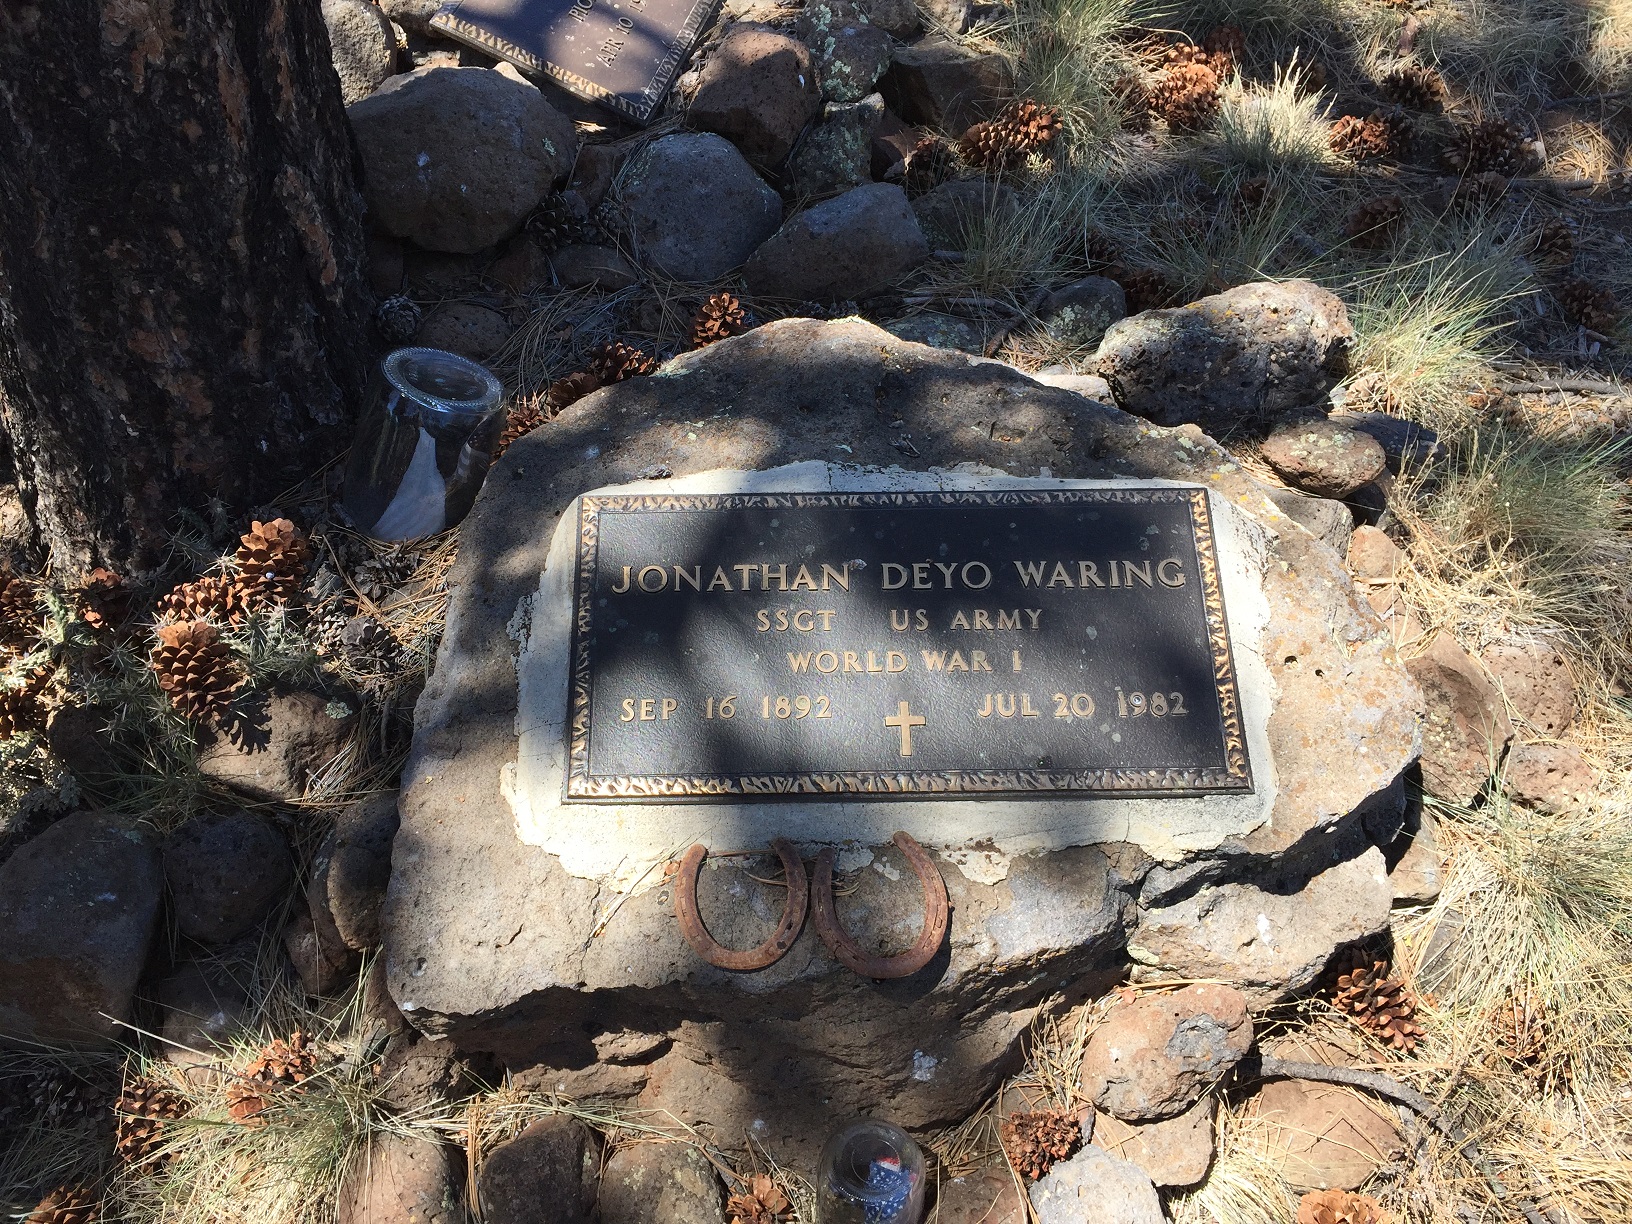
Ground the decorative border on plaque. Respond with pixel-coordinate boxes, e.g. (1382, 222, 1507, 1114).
(430, 0, 720, 125)
(565, 489, 1253, 799)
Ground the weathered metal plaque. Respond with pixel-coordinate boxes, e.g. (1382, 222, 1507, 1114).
(565, 489, 1251, 800)
(431, 0, 718, 124)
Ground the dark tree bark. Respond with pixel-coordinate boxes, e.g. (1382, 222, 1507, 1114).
(0, 0, 372, 577)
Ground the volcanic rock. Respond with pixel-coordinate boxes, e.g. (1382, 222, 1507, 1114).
(1261, 421, 1388, 498)
(880, 38, 1012, 132)
(1081, 984, 1251, 1121)
(687, 27, 821, 166)
(1031, 1145, 1164, 1224)
(1406, 632, 1513, 805)
(743, 182, 929, 300)
(322, 0, 397, 104)
(621, 134, 783, 282)
(162, 810, 291, 944)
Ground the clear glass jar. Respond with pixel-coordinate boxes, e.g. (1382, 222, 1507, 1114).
(814, 1120, 925, 1224)
(341, 347, 505, 542)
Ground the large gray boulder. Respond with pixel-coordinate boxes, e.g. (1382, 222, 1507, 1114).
(743, 182, 928, 300)
(879, 37, 1011, 131)
(621, 134, 783, 283)
(0, 813, 162, 1048)
(687, 26, 820, 166)
(163, 810, 291, 945)
(322, 0, 397, 105)
(347, 66, 578, 253)
(383, 319, 1420, 1163)
(1031, 1145, 1164, 1224)
(1096, 280, 1355, 429)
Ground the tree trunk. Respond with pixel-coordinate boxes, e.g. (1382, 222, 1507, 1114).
(0, 0, 372, 577)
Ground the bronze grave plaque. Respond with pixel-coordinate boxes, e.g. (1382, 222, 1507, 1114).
(565, 489, 1252, 799)
(431, 0, 719, 124)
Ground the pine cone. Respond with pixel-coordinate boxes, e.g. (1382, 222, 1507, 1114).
(1526, 217, 1574, 268)
(903, 136, 954, 198)
(1451, 170, 1510, 210)
(1111, 74, 1153, 128)
(243, 1031, 318, 1085)
(114, 1078, 188, 1166)
(1329, 109, 1413, 160)
(588, 341, 657, 384)
(1150, 61, 1221, 130)
(525, 193, 587, 254)
(1000, 1109, 1080, 1180)
(1203, 24, 1246, 65)
(373, 295, 422, 347)
(1163, 40, 1233, 78)
(1379, 64, 1446, 111)
(26, 1183, 100, 1224)
(225, 1080, 269, 1127)
(688, 292, 750, 349)
(235, 518, 311, 607)
(1555, 276, 1620, 332)
(959, 99, 1063, 171)
(155, 574, 251, 624)
(0, 665, 51, 739)
(495, 393, 549, 457)
(726, 1172, 791, 1224)
(1445, 117, 1529, 175)
(1344, 195, 1405, 248)
(79, 568, 129, 632)
(1237, 175, 1271, 208)
(151, 621, 239, 723)
(1492, 990, 1549, 1066)
(1333, 955, 1424, 1052)
(1115, 266, 1179, 314)
(1295, 57, 1327, 95)
(0, 570, 41, 650)
(1081, 229, 1120, 269)
(1297, 1188, 1393, 1224)
(546, 370, 603, 412)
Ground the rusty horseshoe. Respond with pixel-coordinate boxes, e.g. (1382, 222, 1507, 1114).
(673, 839, 809, 971)
(811, 832, 949, 980)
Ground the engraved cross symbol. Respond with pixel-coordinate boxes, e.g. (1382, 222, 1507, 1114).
(884, 701, 926, 757)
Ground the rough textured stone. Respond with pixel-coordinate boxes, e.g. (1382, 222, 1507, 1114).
(790, 94, 886, 196)
(1329, 409, 1442, 472)
(323, 0, 396, 104)
(1406, 632, 1513, 805)
(387, 319, 1419, 1161)
(1031, 370, 1112, 402)
(551, 243, 641, 291)
(415, 301, 516, 359)
(1096, 281, 1354, 429)
(478, 1116, 598, 1223)
(688, 27, 820, 165)
(488, 236, 551, 293)
(379, 0, 443, 35)
(920, 0, 973, 33)
(1038, 277, 1127, 350)
(155, 960, 253, 1069)
(163, 810, 291, 945)
(567, 144, 620, 209)
(622, 134, 783, 282)
(285, 906, 358, 997)
(1505, 742, 1596, 812)
(1130, 849, 1395, 1007)
(1091, 1097, 1215, 1187)
(1081, 985, 1251, 1121)
(799, 8, 894, 102)
(864, 0, 921, 37)
(0, 813, 162, 1048)
(1261, 421, 1387, 499)
(880, 38, 1012, 132)
(367, 233, 407, 297)
(599, 1143, 725, 1224)
(744, 182, 928, 301)
(348, 66, 577, 253)
(378, 1034, 469, 1112)
(932, 1170, 1025, 1222)
(1031, 1145, 1164, 1224)
(197, 689, 359, 803)
(1481, 641, 1577, 738)
(1252, 1078, 1402, 1191)
(910, 178, 1019, 250)
(314, 792, 401, 951)
(1386, 809, 1443, 905)
(339, 1134, 462, 1224)
(1347, 525, 1403, 583)
(884, 312, 989, 352)
(1266, 489, 1352, 556)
